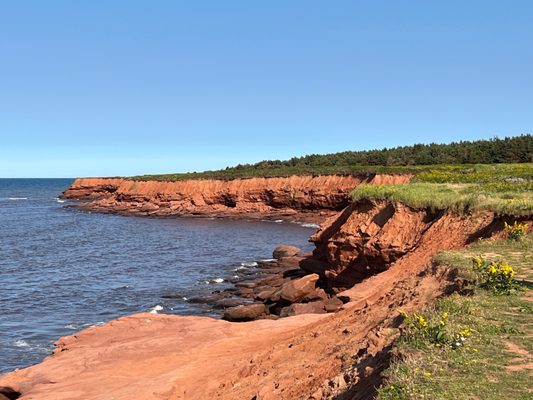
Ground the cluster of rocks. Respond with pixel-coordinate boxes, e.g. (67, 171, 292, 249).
(207, 245, 345, 322)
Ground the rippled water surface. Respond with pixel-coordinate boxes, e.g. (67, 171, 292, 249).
(0, 179, 315, 373)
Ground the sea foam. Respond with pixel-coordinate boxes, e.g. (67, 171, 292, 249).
(149, 305, 164, 314)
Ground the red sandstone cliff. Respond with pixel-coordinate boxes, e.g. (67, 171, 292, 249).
(60, 174, 412, 222)
(2, 200, 528, 400)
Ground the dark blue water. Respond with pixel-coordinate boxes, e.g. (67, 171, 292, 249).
(0, 179, 316, 374)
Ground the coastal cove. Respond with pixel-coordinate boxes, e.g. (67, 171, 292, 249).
(0, 179, 316, 373)
(2, 169, 532, 399)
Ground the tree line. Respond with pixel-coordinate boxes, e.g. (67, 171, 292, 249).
(229, 134, 533, 171)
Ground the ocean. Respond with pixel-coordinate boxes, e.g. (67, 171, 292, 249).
(0, 179, 316, 373)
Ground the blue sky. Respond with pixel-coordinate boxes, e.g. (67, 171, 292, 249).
(1, 1, 532, 177)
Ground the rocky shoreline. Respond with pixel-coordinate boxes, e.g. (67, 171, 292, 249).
(3, 175, 531, 399)
(185, 244, 344, 322)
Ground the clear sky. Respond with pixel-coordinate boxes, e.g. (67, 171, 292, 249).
(1, 1, 532, 177)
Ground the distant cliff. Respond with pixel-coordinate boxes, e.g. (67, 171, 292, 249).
(60, 174, 412, 222)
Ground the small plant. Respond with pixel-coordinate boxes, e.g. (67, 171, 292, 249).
(379, 384, 407, 400)
(399, 310, 460, 348)
(450, 328, 472, 349)
(504, 221, 528, 241)
(472, 256, 522, 295)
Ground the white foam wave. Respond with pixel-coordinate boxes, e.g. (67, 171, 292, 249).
(259, 258, 277, 263)
(13, 339, 30, 348)
(300, 223, 320, 229)
(7, 197, 28, 200)
(149, 305, 164, 314)
(64, 324, 77, 330)
(234, 265, 247, 271)
(212, 278, 224, 283)
(274, 219, 283, 223)
(241, 261, 258, 267)
(56, 198, 66, 203)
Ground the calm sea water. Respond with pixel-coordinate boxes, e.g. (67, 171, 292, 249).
(0, 179, 315, 374)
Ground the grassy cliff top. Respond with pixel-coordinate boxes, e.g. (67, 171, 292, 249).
(130, 135, 533, 181)
(348, 163, 533, 215)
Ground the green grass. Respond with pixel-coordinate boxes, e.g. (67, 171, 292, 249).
(351, 181, 533, 215)
(130, 162, 533, 182)
(377, 235, 533, 400)
(434, 234, 533, 282)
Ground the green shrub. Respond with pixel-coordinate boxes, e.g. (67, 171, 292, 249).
(504, 221, 529, 241)
(472, 256, 522, 295)
(399, 310, 472, 349)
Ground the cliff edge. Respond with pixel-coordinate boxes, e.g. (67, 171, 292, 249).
(60, 174, 412, 222)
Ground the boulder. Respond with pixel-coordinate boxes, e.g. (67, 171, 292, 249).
(273, 245, 300, 260)
(278, 256, 303, 269)
(280, 301, 326, 317)
(324, 296, 344, 312)
(213, 298, 246, 309)
(223, 303, 266, 322)
(255, 289, 276, 301)
(280, 274, 319, 302)
(188, 293, 229, 304)
(301, 288, 328, 302)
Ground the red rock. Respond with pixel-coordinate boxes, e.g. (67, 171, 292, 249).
(324, 296, 344, 312)
(61, 175, 372, 221)
(280, 301, 326, 317)
(280, 274, 319, 302)
(256, 289, 276, 301)
(223, 303, 266, 322)
(273, 245, 301, 260)
(301, 288, 328, 302)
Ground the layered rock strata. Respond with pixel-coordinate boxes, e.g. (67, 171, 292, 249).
(60, 174, 412, 222)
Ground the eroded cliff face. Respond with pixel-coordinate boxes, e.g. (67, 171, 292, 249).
(61, 174, 412, 222)
(2, 200, 529, 400)
(309, 200, 499, 290)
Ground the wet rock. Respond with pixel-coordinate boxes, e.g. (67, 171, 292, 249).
(280, 301, 326, 317)
(280, 274, 319, 302)
(223, 303, 266, 322)
(160, 292, 186, 299)
(235, 282, 257, 289)
(213, 298, 247, 309)
(188, 293, 229, 304)
(273, 245, 300, 260)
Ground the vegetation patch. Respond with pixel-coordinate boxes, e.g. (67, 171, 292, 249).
(351, 181, 533, 215)
(377, 233, 533, 400)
